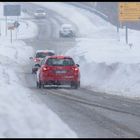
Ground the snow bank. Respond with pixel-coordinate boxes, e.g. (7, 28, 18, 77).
(0, 3, 77, 137)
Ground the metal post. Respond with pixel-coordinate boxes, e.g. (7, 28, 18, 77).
(5, 16, 7, 36)
(0, 22, 1, 36)
(16, 26, 17, 40)
(10, 29, 12, 43)
(117, 22, 119, 33)
(125, 26, 128, 44)
(117, 2, 119, 33)
(15, 20, 17, 40)
(16, 16, 19, 40)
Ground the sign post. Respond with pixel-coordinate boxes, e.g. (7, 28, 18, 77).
(10, 29, 12, 43)
(3, 4, 21, 37)
(14, 20, 20, 39)
(119, 2, 140, 44)
(125, 26, 128, 44)
(5, 16, 7, 36)
(8, 22, 15, 44)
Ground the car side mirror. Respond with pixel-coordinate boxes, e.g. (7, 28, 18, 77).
(76, 64, 79, 67)
(29, 57, 33, 59)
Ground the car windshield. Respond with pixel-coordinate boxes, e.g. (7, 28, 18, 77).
(36, 52, 54, 58)
(63, 27, 71, 30)
(36, 9, 45, 13)
(46, 58, 75, 66)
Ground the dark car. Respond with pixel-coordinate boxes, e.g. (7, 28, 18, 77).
(29, 50, 55, 74)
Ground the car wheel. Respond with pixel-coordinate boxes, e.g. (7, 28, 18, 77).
(32, 69, 34, 74)
(42, 83, 45, 89)
(36, 82, 39, 88)
(71, 82, 80, 89)
(37, 81, 42, 89)
(32, 71, 36, 74)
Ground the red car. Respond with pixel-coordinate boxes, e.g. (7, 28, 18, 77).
(36, 55, 80, 89)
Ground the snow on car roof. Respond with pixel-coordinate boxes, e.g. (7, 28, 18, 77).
(36, 50, 55, 53)
(61, 24, 72, 28)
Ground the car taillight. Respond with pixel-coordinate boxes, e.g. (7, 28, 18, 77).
(72, 67, 78, 71)
(72, 67, 79, 75)
(74, 68, 79, 72)
(34, 58, 40, 62)
(43, 67, 49, 71)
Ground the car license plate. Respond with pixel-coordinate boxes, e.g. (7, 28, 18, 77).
(64, 76, 73, 78)
(55, 70, 66, 74)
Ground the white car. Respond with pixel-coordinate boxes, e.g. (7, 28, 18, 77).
(59, 24, 75, 38)
(34, 9, 46, 19)
(29, 50, 55, 74)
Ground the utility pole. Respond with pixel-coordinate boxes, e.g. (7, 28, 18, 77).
(117, 22, 119, 33)
(10, 29, 12, 43)
(5, 16, 7, 36)
(125, 25, 128, 44)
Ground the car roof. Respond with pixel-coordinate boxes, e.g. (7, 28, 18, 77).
(36, 50, 55, 54)
(47, 55, 72, 59)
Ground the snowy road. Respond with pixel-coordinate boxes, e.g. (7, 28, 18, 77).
(22, 2, 140, 138)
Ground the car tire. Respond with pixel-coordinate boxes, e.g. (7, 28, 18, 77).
(32, 70, 36, 74)
(42, 83, 45, 89)
(32, 69, 34, 74)
(71, 82, 80, 89)
(36, 82, 39, 88)
(37, 81, 42, 89)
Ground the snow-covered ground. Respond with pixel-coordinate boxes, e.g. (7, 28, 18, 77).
(0, 3, 77, 138)
(1, 1, 140, 137)
(33, 2, 140, 99)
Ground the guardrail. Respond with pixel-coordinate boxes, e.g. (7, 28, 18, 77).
(67, 2, 109, 22)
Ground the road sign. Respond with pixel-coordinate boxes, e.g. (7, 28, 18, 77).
(119, 2, 140, 21)
(8, 26, 15, 30)
(14, 21, 20, 28)
(4, 5, 21, 16)
(7, 22, 15, 30)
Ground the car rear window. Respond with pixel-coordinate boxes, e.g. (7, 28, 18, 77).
(46, 58, 75, 66)
(36, 9, 45, 13)
(36, 52, 55, 58)
(63, 27, 71, 30)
